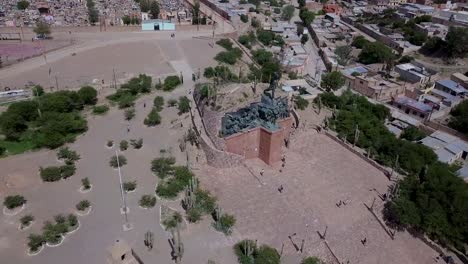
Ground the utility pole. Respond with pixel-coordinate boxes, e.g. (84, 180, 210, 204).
(115, 150, 131, 230)
(55, 75, 59, 90)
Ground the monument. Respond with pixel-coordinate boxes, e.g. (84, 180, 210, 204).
(221, 73, 293, 165)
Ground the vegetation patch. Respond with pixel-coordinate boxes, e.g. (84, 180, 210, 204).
(4, 195, 27, 210)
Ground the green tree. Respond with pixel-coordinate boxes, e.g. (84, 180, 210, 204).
(32, 85, 45, 96)
(240, 14, 249, 23)
(351, 35, 369, 49)
(144, 108, 161, 126)
(17, 0, 30, 10)
(77, 86, 97, 105)
(150, 1, 160, 19)
(192, 0, 201, 25)
(300, 34, 309, 45)
(122, 15, 131, 25)
(33, 21, 51, 36)
(299, 9, 315, 26)
(320, 71, 345, 91)
(302, 257, 322, 264)
(294, 95, 309, 110)
(335, 45, 352, 66)
(448, 100, 468, 136)
(255, 245, 280, 264)
(177, 96, 190, 115)
(139, 0, 150, 12)
(281, 5, 295, 21)
(445, 26, 468, 58)
(358, 41, 394, 64)
(400, 126, 425, 141)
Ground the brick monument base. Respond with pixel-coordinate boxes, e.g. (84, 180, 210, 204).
(224, 117, 293, 165)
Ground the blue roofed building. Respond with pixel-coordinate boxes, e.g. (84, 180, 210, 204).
(420, 131, 468, 164)
(392, 96, 433, 120)
(434, 79, 468, 97)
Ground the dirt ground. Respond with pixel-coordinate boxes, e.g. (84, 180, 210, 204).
(196, 127, 439, 264)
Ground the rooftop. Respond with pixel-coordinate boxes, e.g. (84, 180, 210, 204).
(436, 79, 467, 93)
(394, 96, 432, 113)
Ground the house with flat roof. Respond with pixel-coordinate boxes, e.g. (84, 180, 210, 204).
(451, 73, 468, 89)
(392, 95, 433, 120)
(420, 130, 468, 164)
(434, 79, 468, 97)
(342, 66, 405, 102)
(395, 63, 434, 85)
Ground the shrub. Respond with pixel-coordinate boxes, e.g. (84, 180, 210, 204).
(195, 189, 217, 214)
(301, 256, 323, 264)
(40, 166, 62, 182)
(130, 138, 143, 149)
(27, 234, 45, 252)
(144, 108, 161, 126)
(163, 76, 181, 91)
(60, 164, 76, 179)
(240, 14, 249, 23)
(117, 94, 136, 109)
(139, 195, 157, 208)
(163, 212, 182, 228)
(294, 96, 309, 110)
(123, 181, 137, 192)
(234, 240, 257, 264)
(153, 96, 164, 111)
(120, 140, 129, 151)
(20, 215, 34, 227)
(186, 208, 202, 223)
(167, 99, 178, 107)
(156, 166, 193, 198)
(107, 140, 113, 147)
(255, 245, 280, 264)
(92, 105, 109, 115)
(400, 126, 425, 141)
(178, 96, 190, 115)
(42, 222, 64, 244)
(213, 213, 236, 235)
(57, 147, 80, 164)
(214, 48, 242, 65)
(76, 200, 90, 211)
(77, 86, 98, 105)
(109, 155, 127, 168)
(151, 157, 176, 178)
(216, 38, 234, 50)
(124, 108, 136, 120)
(54, 214, 66, 224)
(81, 177, 91, 190)
(67, 214, 78, 228)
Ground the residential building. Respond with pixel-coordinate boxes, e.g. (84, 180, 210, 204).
(392, 95, 433, 120)
(451, 73, 468, 89)
(434, 79, 468, 97)
(420, 130, 468, 164)
(395, 63, 435, 85)
(415, 22, 449, 39)
(141, 19, 175, 31)
(397, 3, 435, 17)
(342, 66, 406, 102)
(357, 24, 420, 54)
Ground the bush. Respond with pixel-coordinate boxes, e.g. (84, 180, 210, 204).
(186, 208, 202, 222)
(153, 96, 164, 111)
(240, 14, 249, 23)
(144, 108, 161, 126)
(120, 140, 129, 151)
(163, 76, 182, 91)
(213, 213, 236, 235)
(60, 164, 76, 179)
(27, 234, 45, 252)
(216, 38, 234, 50)
(195, 189, 217, 214)
(156, 166, 193, 198)
(76, 200, 91, 211)
(178, 96, 190, 115)
(81, 177, 91, 190)
(255, 245, 280, 264)
(42, 221, 65, 244)
(109, 155, 127, 168)
(130, 138, 143, 149)
(163, 212, 183, 228)
(123, 181, 137, 192)
(67, 214, 78, 228)
(167, 99, 178, 107)
(40, 166, 62, 182)
(151, 157, 176, 178)
(57, 147, 80, 164)
(124, 108, 136, 121)
(77, 86, 98, 105)
(32, 85, 45, 96)
(294, 96, 309, 110)
(3, 195, 26, 210)
(92, 105, 109, 115)
(139, 195, 157, 208)
(234, 240, 257, 264)
(20, 214, 34, 227)
(215, 48, 243, 65)
(301, 257, 322, 264)
(400, 126, 425, 141)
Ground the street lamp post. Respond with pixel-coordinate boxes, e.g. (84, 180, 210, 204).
(115, 150, 131, 230)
